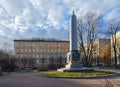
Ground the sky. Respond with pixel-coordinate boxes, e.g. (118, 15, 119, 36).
(0, 0, 120, 49)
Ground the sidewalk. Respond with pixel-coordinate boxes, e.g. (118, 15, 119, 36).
(93, 67, 120, 74)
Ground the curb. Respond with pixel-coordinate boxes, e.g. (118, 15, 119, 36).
(39, 73, 119, 79)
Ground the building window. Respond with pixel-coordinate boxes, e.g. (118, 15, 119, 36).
(55, 49, 57, 52)
(25, 43, 28, 46)
(18, 43, 21, 46)
(44, 42, 46, 47)
(39, 60, 42, 64)
(36, 49, 39, 52)
(29, 43, 32, 46)
(20, 54, 23, 58)
(40, 49, 42, 52)
(64, 54, 67, 58)
(40, 43, 42, 46)
(20, 49, 23, 52)
(55, 43, 57, 46)
(48, 49, 50, 52)
(24, 54, 27, 58)
(57, 54, 60, 58)
(63, 43, 65, 46)
(39, 54, 42, 58)
(62, 49, 64, 52)
(32, 43, 35, 46)
(15, 48, 18, 53)
(65, 49, 68, 52)
(51, 49, 54, 52)
(25, 49, 27, 52)
(15, 43, 19, 46)
(67, 43, 69, 46)
(48, 43, 50, 47)
(36, 54, 39, 58)
(58, 49, 60, 52)
(33, 49, 35, 52)
(58, 43, 60, 47)
(27, 54, 30, 58)
(21, 43, 24, 46)
(44, 54, 46, 58)
(62, 54, 65, 58)
(36, 60, 39, 64)
(52, 43, 55, 47)
(44, 49, 46, 52)
(29, 54, 32, 58)
(48, 59, 50, 64)
(33, 54, 35, 58)
(29, 49, 31, 52)
(16, 54, 19, 58)
(35, 43, 37, 46)
(54, 54, 56, 58)
(48, 54, 50, 58)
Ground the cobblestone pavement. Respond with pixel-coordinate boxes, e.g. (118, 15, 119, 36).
(0, 72, 120, 87)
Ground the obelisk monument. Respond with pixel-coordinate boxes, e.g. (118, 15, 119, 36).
(58, 4, 81, 72)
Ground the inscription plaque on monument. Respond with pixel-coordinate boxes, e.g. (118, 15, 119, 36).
(72, 53, 80, 61)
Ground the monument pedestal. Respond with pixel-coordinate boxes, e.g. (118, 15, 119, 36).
(57, 51, 83, 72)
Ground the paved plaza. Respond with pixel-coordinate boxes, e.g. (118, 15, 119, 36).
(0, 71, 120, 87)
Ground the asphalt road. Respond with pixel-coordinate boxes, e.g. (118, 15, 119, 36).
(0, 72, 119, 87)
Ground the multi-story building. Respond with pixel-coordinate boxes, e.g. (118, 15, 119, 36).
(93, 39, 111, 65)
(14, 39, 69, 70)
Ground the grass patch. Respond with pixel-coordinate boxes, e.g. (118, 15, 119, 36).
(41, 70, 115, 77)
(15, 70, 34, 73)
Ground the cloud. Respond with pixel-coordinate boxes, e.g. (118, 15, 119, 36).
(103, 8, 120, 22)
(0, 0, 120, 49)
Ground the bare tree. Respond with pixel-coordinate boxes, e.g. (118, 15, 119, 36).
(0, 42, 16, 72)
(21, 57, 28, 68)
(78, 13, 100, 66)
(107, 21, 120, 66)
(28, 57, 34, 68)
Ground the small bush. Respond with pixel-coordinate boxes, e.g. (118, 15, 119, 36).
(37, 66, 48, 71)
(115, 64, 120, 69)
(0, 72, 2, 76)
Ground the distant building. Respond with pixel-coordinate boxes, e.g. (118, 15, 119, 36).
(14, 39, 69, 70)
(93, 39, 111, 65)
(111, 31, 120, 65)
(83, 39, 111, 66)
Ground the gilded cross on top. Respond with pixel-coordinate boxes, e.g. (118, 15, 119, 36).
(72, 2, 76, 13)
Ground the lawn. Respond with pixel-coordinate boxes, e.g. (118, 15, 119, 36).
(41, 70, 115, 77)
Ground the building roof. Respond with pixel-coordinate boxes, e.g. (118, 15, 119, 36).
(14, 39, 69, 42)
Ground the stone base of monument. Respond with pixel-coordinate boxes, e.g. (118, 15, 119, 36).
(57, 63, 94, 72)
(57, 50, 94, 72)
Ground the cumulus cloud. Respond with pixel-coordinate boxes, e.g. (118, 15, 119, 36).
(0, 0, 120, 49)
(104, 8, 120, 22)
